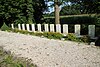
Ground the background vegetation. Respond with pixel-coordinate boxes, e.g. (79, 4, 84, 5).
(0, 0, 46, 28)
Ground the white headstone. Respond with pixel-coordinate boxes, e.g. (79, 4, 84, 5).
(63, 24, 68, 35)
(26, 24, 30, 31)
(88, 25, 95, 37)
(56, 24, 61, 33)
(11, 24, 14, 29)
(18, 24, 21, 30)
(50, 24, 55, 32)
(22, 24, 25, 30)
(44, 24, 49, 32)
(75, 24, 81, 36)
(37, 24, 41, 32)
(31, 24, 35, 32)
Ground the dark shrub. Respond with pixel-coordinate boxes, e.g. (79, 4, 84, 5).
(0, 23, 11, 31)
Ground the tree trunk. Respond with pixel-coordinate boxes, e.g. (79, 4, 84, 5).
(54, 0, 60, 24)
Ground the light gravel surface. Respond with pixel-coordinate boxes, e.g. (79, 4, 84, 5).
(0, 31, 100, 67)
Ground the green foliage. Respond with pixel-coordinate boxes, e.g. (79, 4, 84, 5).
(0, 0, 34, 25)
(34, 32, 44, 36)
(66, 33, 79, 41)
(12, 29, 30, 35)
(68, 0, 100, 14)
(11, 29, 63, 40)
(9, 29, 89, 43)
(60, 4, 81, 15)
(94, 14, 100, 36)
(79, 35, 89, 43)
(43, 32, 63, 39)
(44, 18, 54, 24)
(0, 47, 37, 67)
(45, 0, 100, 18)
(33, 0, 46, 24)
(65, 33, 89, 43)
(0, 23, 11, 31)
(96, 14, 100, 25)
(44, 15, 97, 24)
(0, 0, 46, 26)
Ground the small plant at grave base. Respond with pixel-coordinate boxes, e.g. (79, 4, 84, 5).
(34, 32, 44, 36)
(43, 32, 63, 39)
(10, 29, 89, 43)
(29, 32, 35, 35)
(0, 47, 37, 67)
(11, 28, 20, 33)
(66, 33, 79, 41)
(12, 29, 29, 34)
(65, 33, 89, 43)
(19, 30, 29, 34)
(79, 35, 89, 43)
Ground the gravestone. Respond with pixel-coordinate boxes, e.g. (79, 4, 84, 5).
(50, 24, 55, 32)
(31, 24, 35, 32)
(63, 24, 68, 35)
(56, 24, 61, 33)
(88, 25, 95, 37)
(26, 24, 30, 31)
(44, 24, 49, 32)
(11, 24, 14, 29)
(18, 24, 21, 30)
(75, 24, 80, 36)
(22, 24, 25, 30)
(37, 24, 41, 32)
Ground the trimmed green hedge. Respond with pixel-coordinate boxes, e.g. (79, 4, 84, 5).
(44, 15, 98, 24)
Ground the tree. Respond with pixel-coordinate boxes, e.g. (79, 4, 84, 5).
(60, 0, 100, 15)
(0, 0, 46, 28)
(54, 0, 60, 24)
(33, 0, 46, 24)
(68, 0, 100, 14)
(0, 0, 22, 26)
(46, 0, 65, 24)
(60, 4, 81, 15)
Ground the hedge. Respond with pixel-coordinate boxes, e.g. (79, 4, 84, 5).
(44, 15, 98, 24)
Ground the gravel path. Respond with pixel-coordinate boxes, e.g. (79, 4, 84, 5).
(0, 31, 100, 67)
